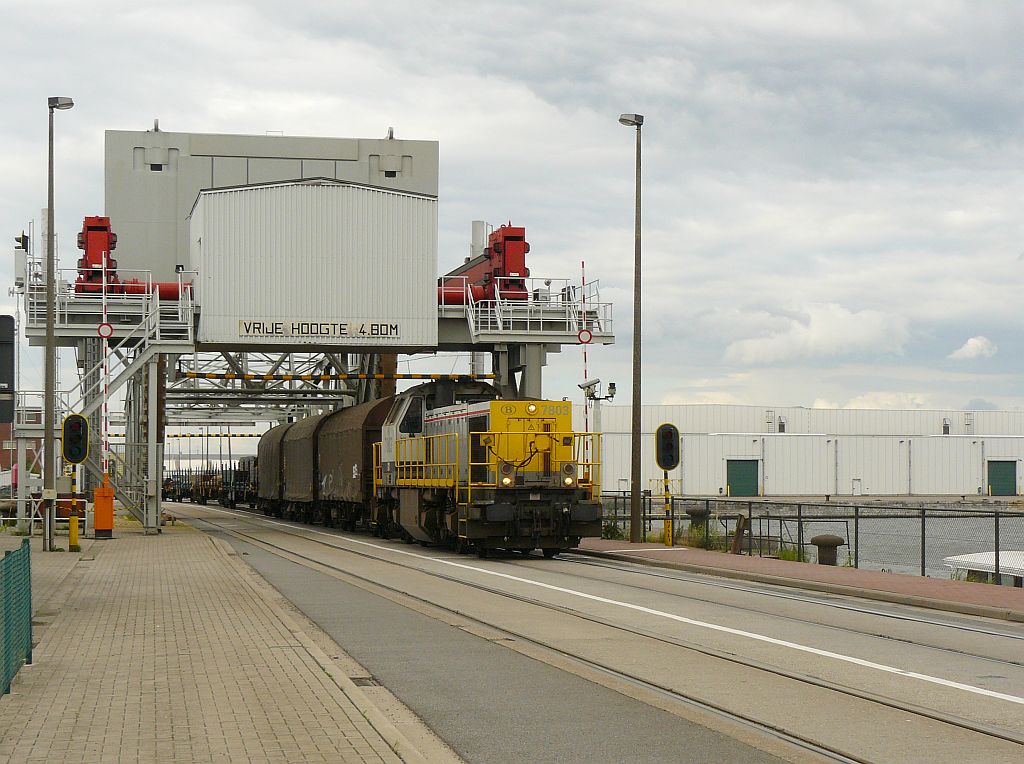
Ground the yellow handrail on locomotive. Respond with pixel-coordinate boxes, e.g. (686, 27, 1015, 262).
(466, 430, 600, 506)
(391, 433, 461, 489)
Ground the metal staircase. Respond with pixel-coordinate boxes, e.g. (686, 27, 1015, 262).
(62, 291, 193, 525)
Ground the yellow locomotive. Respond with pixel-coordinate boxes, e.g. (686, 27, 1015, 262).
(375, 384, 602, 557)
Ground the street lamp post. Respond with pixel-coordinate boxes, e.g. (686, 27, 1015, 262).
(45, 96, 74, 551)
(619, 113, 644, 543)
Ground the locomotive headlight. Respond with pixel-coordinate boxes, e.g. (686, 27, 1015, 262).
(526, 403, 538, 415)
(561, 462, 577, 486)
(499, 462, 515, 488)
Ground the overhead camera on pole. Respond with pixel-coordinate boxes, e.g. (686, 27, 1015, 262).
(579, 378, 616, 437)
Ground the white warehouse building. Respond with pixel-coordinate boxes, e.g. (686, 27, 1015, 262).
(587, 404, 1024, 498)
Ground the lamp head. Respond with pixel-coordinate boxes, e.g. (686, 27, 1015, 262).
(618, 113, 644, 127)
(48, 96, 74, 111)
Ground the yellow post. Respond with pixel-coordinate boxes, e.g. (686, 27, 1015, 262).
(68, 514, 80, 551)
(663, 469, 673, 547)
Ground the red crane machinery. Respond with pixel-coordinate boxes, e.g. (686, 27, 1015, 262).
(73, 216, 188, 300)
(438, 223, 531, 304)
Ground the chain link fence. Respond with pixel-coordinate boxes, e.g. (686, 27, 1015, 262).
(600, 493, 1024, 583)
(2, 538, 33, 694)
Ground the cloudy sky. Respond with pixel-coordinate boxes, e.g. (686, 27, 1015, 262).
(3, 0, 1023, 412)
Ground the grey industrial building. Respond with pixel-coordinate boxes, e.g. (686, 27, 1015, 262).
(591, 404, 1024, 498)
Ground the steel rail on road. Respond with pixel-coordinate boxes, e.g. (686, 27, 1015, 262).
(556, 557, 1024, 663)
(176, 505, 1024, 756)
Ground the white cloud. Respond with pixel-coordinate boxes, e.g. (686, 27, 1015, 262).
(6, 1, 1024, 413)
(723, 304, 909, 365)
(948, 336, 998, 360)
(842, 392, 932, 410)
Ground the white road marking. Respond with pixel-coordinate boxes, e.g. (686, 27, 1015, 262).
(193, 506, 1024, 706)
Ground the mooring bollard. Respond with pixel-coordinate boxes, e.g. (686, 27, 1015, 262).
(810, 534, 845, 566)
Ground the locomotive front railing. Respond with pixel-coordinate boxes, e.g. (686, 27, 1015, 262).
(392, 433, 460, 489)
(377, 431, 601, 508)
(465, 431, 601, 506)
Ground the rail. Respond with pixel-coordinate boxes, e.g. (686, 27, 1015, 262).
(466, 430, 600, 506)
(1, 539, 33, 694)
(444, 275, 613, 339)
(393, 433, 460, 488)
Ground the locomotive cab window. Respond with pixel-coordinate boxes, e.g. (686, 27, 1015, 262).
(399, 397, 423, 434)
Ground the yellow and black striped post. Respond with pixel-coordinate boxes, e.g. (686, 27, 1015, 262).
(183, 372, 496, 382)
(663, 469, 673, 547)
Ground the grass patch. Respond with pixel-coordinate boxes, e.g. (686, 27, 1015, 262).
(602, 519, 625, 540)
(777, 544, 806, 562)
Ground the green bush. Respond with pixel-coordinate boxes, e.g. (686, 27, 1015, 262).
(777, 544, 805, 562)
(602, 519, 625, 540)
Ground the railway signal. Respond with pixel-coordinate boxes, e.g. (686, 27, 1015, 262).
(655, 423, 680, 547)
(61, 413, 89, 464)
(655, 423, 679, 471)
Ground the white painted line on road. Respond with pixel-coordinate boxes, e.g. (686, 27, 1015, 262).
(195, 506, 1024, 707)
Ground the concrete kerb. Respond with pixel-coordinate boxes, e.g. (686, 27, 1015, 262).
(203, 532, 430, 764)
(574, 549, 1024, 624)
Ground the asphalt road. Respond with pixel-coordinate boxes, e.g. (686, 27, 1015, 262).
(217, 532, 786, 763)
(175, 504, 1024, 763)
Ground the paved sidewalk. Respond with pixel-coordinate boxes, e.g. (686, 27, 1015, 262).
(577, 537, 1024, 621)
(0, 523, 428, 763)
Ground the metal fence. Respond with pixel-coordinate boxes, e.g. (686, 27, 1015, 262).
(600, 494, 1024, 582)
(1, 539, 33, 694)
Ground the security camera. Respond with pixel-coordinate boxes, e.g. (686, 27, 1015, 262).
(578, 378, 600, 391)
(607, 382, 616, 398)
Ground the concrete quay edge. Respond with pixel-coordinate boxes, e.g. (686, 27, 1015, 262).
(573, 548, 1024, 623)
(206, 534, 430, 764)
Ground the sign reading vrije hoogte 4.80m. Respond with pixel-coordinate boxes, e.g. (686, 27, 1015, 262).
(239, 320, 401, 339)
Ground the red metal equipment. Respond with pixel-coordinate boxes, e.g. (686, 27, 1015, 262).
(73, 216, 187, 300)
(438, 223, 531, 304)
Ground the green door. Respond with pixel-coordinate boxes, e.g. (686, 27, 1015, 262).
(727, 460, 759, 497)
(987, 461, 1016, 496)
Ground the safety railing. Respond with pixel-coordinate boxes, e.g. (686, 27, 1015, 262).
(22, 260, 195, 344)
(2, 539, 33, 694)
(466, 430, 600, 506)
(599, 495, 1024, 582)
(393, 433, 460, 488)
(460, 276, 613, 339)
(373, 432, 600, 503)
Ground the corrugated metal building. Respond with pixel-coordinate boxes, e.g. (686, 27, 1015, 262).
(189, 180, 438, 349)
(587, 404, 1024, 497)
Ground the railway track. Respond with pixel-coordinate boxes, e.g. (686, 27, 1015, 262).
(552, 556, 1024, 666)
(561, 557, 1024, 639)
(177, 505, 1024, 760)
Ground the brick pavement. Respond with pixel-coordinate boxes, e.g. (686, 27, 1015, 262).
(0, 523, 427, 763)
(578, 537, 1024, 621)
(1, 532, 92, 611)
